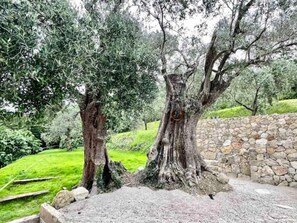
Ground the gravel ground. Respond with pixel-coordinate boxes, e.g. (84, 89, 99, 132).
(61, 179, 297, 223)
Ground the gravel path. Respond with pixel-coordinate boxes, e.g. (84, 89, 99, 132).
(61, 179, 297, 223)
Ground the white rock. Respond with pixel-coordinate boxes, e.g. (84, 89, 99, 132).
(71, 187, 89, 201)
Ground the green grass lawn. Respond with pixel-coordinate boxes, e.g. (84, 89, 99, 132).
(0, 149, 146, 223)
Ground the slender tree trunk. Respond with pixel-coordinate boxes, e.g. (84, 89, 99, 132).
(143, 117, 148, 130)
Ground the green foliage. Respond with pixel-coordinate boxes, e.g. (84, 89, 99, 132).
(0, 126, 41, 168)
(41, 105, 82, 150)
(108, 122, 159, 153)
(0, 149, 146, 222)
(211, 60, 297, 114)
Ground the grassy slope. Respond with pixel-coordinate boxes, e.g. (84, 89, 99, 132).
(205, 99, 297, 118)
(0, 149, 146, 223)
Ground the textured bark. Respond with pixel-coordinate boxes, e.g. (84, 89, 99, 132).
(79, 90, 126, 193)
(80, 97, 109, 192)
(144, 75, 212, 190)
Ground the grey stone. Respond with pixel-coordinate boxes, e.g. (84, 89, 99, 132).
(294, 174, 297, 181)
(278, 181, 289, 186)
(71, 187, 89, 201)
(272, 152, 287, 159)
(288, 167, 295, 175)
(265, 159, 278, 167)
(289, 182, 297, 188)
(288, 153, 297, 161)
(52, 190, 74, 209)
(285, 175, 292, 182)
(262, 166, 274, 176)
(291, 161, 297, 169)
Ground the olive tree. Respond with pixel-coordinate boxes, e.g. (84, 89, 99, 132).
(134, 0, 297, 192)
(0, 0, 158, 191)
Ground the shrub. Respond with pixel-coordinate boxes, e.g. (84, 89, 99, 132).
(41, 106, 83, 150)
(0, 126, 41, 167)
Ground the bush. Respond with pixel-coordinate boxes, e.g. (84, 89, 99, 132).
(0, 126, 41, 167)
(41, 105, 83, 150)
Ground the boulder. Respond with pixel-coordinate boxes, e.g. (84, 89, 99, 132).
(52, 190, 74, 209)
(71, 187, 89, 201)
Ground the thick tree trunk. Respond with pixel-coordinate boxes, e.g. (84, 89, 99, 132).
(143, 75, 229, 194)
(80, 99, 110, 192)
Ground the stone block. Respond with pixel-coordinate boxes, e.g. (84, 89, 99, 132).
(71, 187, 89, 201)
(288, 167, 295, 175)
(40, 203, 66, 223)
(272, 166, 288, 176)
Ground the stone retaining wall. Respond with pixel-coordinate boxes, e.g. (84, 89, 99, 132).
(197, 113, 297, 187)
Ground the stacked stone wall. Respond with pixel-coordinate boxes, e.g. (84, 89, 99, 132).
(197, 113, 297, 187)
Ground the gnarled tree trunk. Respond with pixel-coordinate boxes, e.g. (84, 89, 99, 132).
(143, 75, 229, 194)
(79, 89, 126, 193)
(80, 95, 110, 192)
